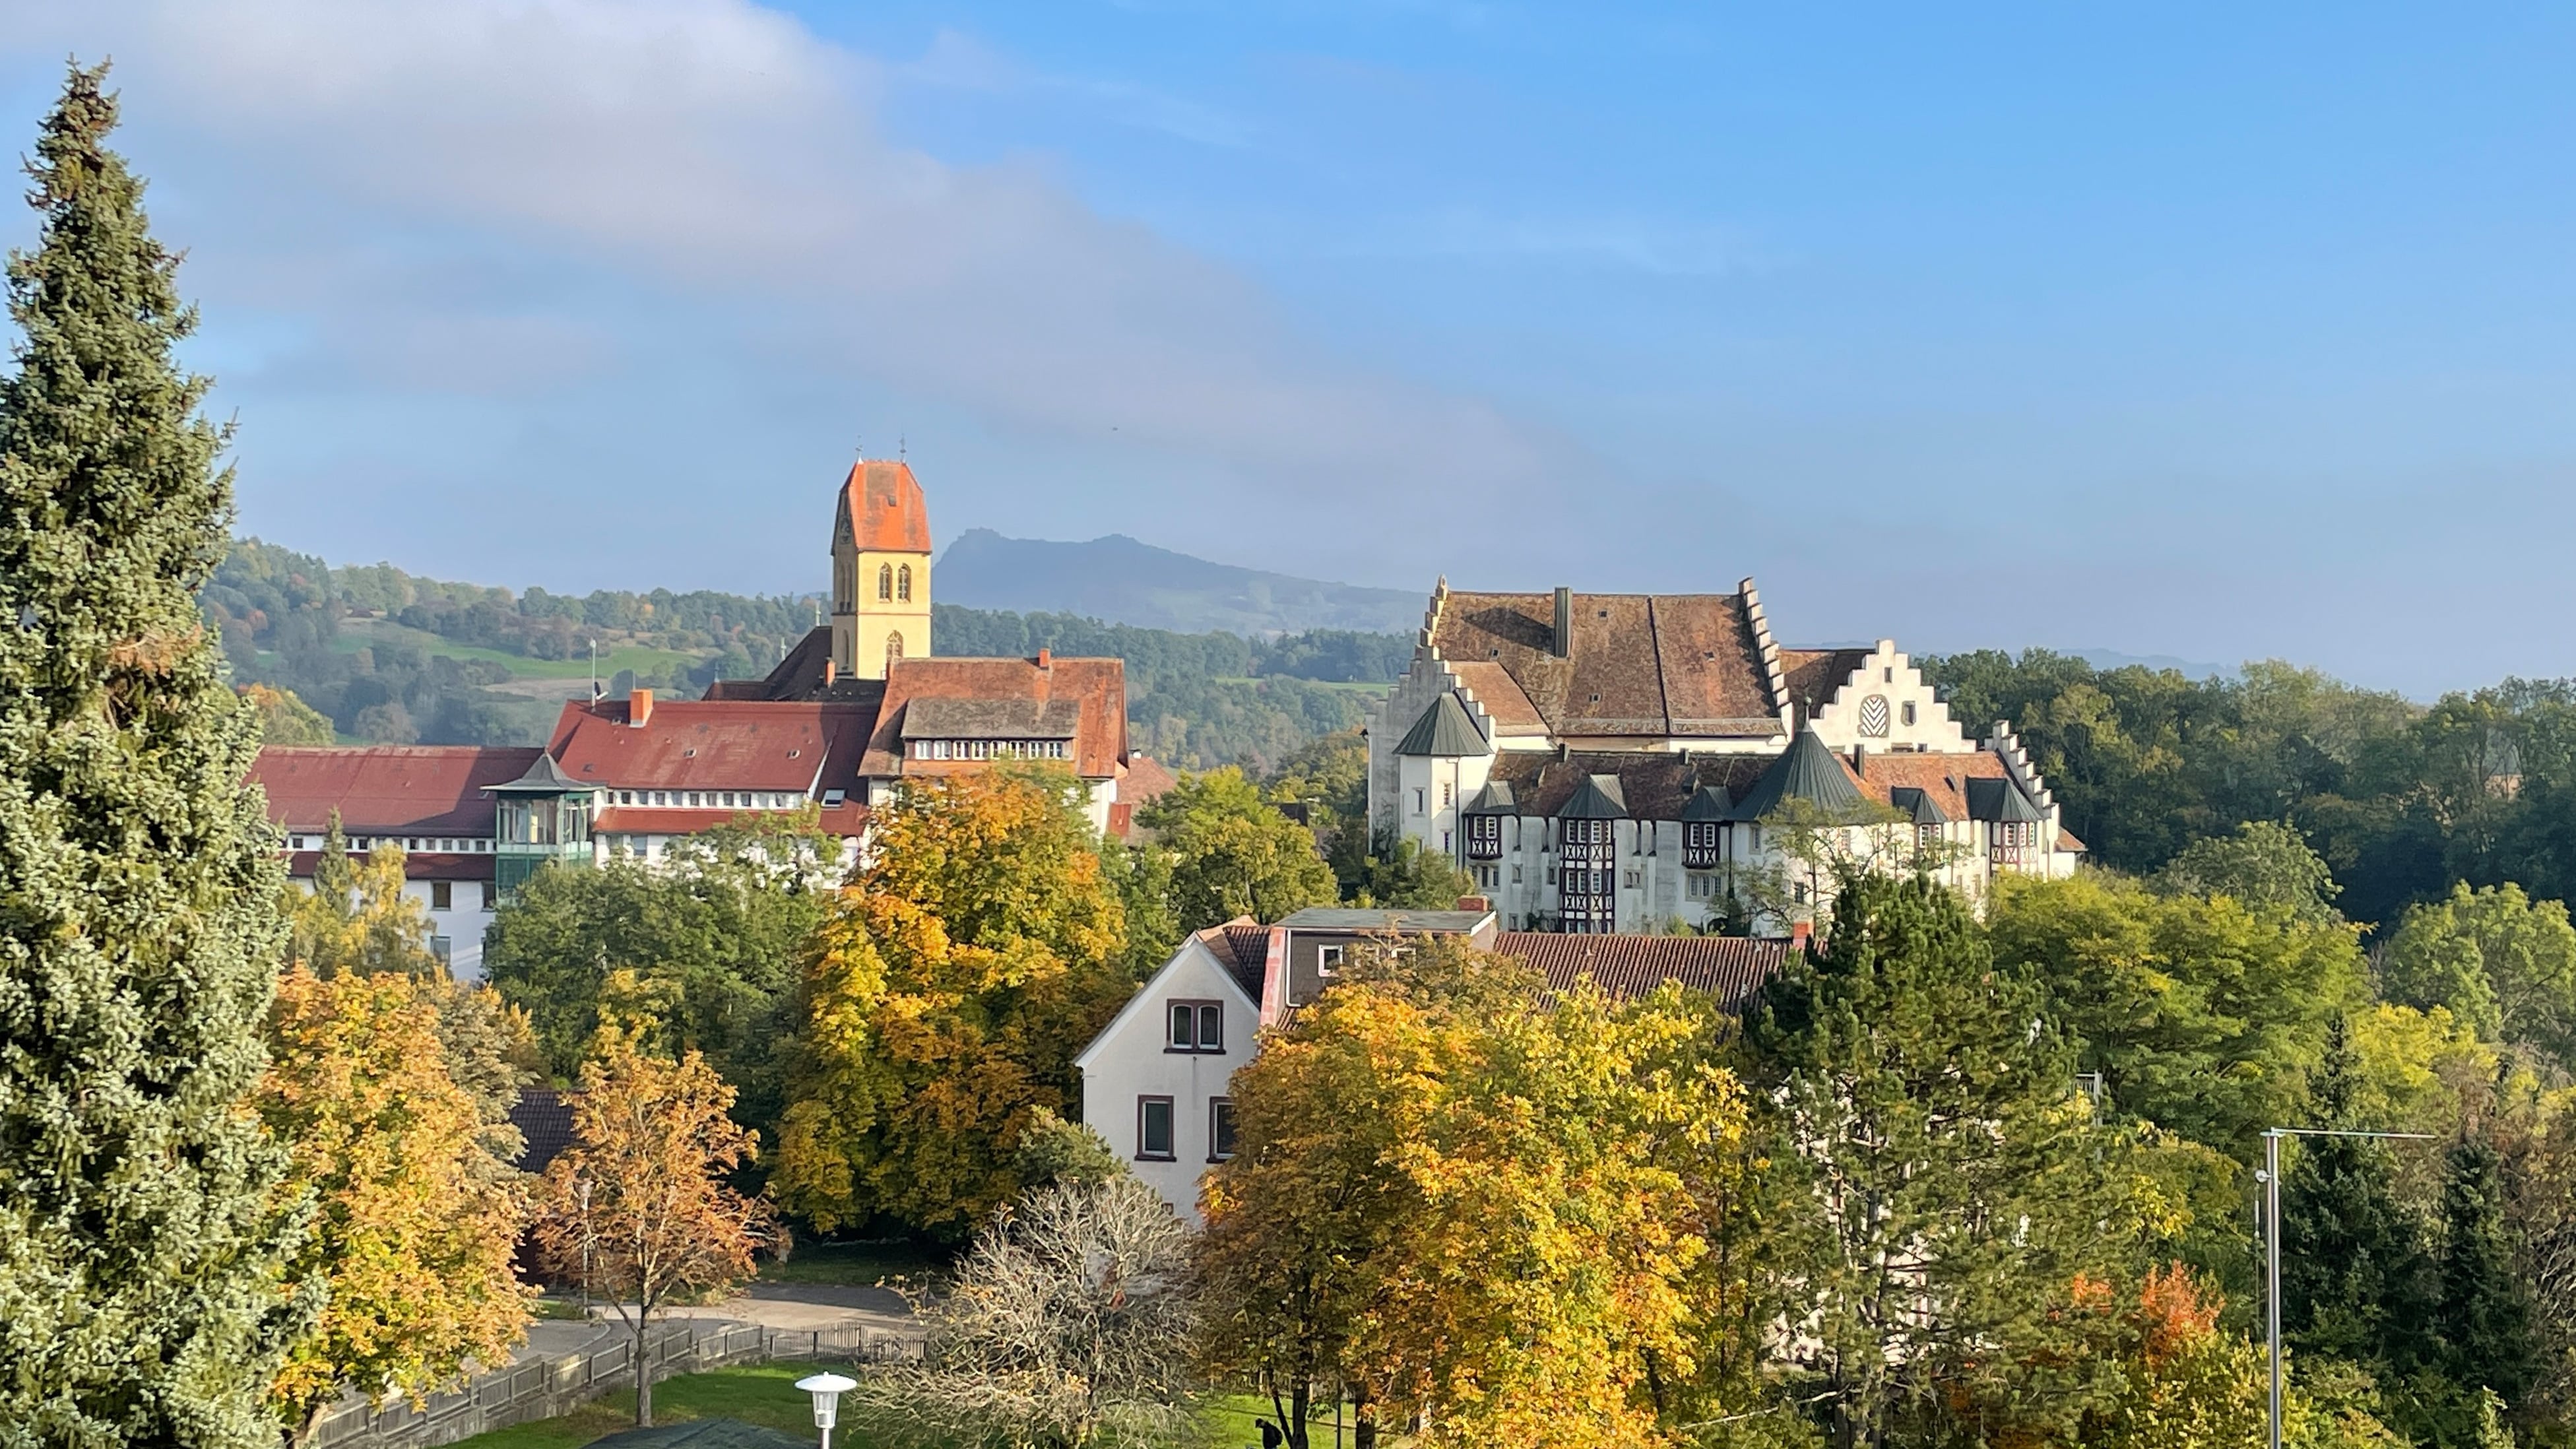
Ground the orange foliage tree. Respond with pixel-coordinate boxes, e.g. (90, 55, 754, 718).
(260, 968, 533, 1444)
(773, 767, 1132, 1235)
(532, 1014, 779, 1427)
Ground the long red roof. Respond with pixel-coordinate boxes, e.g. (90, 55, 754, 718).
(252, 746, 542, 835)
(1492, 931, 1786, 1013)
(548, 697, 874, 796)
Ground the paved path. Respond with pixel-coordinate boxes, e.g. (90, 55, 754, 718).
(632, 1279, 920, 1340)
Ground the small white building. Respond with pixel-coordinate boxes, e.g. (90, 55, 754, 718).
(1078, 906, 1791, 1219)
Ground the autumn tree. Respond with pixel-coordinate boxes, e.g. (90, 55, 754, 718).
(260, 969, 532, 1444)
(285, 819, 443, 979)
(242, 681, 334, 744)
(773, 767, 1133, 1236)
(1200, 938, 1753, 1449)
(0, 64, 308, 1444)
(870, 1175, 1200, 1448)
(532, 1016, 778, 1427)
(1137, 766, 1337, 932)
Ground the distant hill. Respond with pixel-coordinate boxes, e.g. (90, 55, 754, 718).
(935, 529, 1425, 636)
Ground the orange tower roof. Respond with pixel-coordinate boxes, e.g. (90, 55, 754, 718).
(837, 459, 932, 553)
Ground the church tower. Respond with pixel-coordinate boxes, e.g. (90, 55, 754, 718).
(829, 459, 932, 680)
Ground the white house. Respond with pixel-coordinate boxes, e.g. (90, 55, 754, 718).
(1366, 583, 2084, 933)
(1078, 906, 1791, 1219)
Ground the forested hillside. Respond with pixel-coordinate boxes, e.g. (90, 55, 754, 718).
(1925, 649, 2575, 930)
(205, 538, 1414, 772)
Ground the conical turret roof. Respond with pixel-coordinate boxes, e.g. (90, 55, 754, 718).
(1554, 773, 1629, 820)
(1725, 728, 1866, 821)
(1395, 692, 1490, 757)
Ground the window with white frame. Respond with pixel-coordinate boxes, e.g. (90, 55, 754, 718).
(1166, 1000, 1223, 1052)
(1136, 1097, 1175, 1161)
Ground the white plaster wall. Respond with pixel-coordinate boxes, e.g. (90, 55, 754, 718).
(1076, 939, 1258, 1223)
(1805, 642, 1972, 755)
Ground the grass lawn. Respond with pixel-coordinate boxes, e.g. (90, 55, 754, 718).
(448, 1363, 833, 1449)
(450, 1365, 1276, 1449)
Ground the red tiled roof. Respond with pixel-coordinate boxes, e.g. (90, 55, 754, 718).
(2058, 827, 2087, 853)
(1121, 753, 1179, 806)
(1853, 750, 2007, 820)
(593, 804, 868, 837)
(1493, 931, 1786, 1013)
(252, 746, 542, 835)
(284, 850, 496, 882)
(839, 460, 932, 554)
(1199, 918, 1273, 1003)
(1432, 591, 1778, 738)
(1778, 649, 1871, 712)
(864, 656, 1127, 779)
(549, 698, 874, 794)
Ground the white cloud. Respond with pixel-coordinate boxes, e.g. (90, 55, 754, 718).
(1, 0, 1587, 540)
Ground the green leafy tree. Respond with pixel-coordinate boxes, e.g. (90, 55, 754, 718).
(1345, 831, 1477, 910)
(1137, 767, 1336, 931)
(2156, 818, 2346, 926)
(242, 682, 334, 744)
(0, 64, 310, 1446)
(2382, 883, 2576, 1071)
(1747, 871, 2168, 1447)
(2435, 1134, 2540, 1435)
(1988, 872, 2368, 1155)
(484, 808, 839, 1140)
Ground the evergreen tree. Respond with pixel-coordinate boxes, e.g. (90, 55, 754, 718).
(0, 65, 309, 1446)
(2437, 1133, 2539, 1431)
(2281, 1017, 2441, 1431)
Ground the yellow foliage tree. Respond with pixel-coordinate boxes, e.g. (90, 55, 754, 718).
(283, 818, 442, 980)
(261, 969, 533, 1444)
(1199, 939, 1751, 1449)
(532, 1010, 777, 1427)
(242, 682, 335, 744)
(773, 767, 1132, 1235)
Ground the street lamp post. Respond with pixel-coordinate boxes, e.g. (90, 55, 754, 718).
(2257, 1126, 2436, 1449)
(796, 1372, 858, 1449)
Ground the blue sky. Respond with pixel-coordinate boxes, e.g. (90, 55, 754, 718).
(4, 3, 2573, 694)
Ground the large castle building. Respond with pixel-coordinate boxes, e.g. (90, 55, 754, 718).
(256, 459, 1155, 979)
(1365, 579, 2082, 934)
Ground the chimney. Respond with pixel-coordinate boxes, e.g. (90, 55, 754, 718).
(629, 688, 653, 728)
(823, 658, 837, 688)
(1037, 647, 1051, 669)
(1551, 586, 1572, 658)
(1790, 919, 1813, 951)
(1455, 895, 1491, 913)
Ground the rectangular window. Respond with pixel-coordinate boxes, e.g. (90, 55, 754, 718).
(1167, 1000, 1223, 1052)
(1512, 864, 1524, 883)
(430, 880, 452, 911)
(430, 936, 452, 966)
(1137, 1097, 1175, 1161)
(1318, 944, 1345, 975)
(1209, 1099, 1238, 1162)
(1441, 782, 1453, 807)
(1413, 788, 1425, 815)
(480, 880, 497, 909)
(1623, 870, 1640, 890)
(1440, 829, 1452, 853)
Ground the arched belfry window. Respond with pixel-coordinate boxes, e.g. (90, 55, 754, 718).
(897, 564, 913, 602)
(886, 631, 905, 666)
(877, 564, 893, 601)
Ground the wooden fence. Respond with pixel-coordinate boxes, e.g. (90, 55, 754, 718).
(309, 1318, 917, 1449)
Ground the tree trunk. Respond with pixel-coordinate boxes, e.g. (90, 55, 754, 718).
(1351, 1384, 1377, 1449)
(633, 1316, 654, 1427)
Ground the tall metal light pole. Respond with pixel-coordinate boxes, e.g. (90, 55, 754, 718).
(2258, 1126, 2435, 1449)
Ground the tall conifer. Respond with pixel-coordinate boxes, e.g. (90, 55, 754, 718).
(0, 64, 307, 1446)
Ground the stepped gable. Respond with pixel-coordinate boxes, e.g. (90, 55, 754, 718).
(836, 459, 932, 553)
(862, 654, 1127, 779)
(1778, 648, 1872, 713)
(1483, 750, 1775, 822)
(1429, 589, 1776, 739)
(1493, 931, 1787, 1013)
(252, 746, 542, 835)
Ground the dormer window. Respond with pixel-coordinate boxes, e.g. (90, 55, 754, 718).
(1683, 821, 1720, 870)
(1466, 814, 1503, 860)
